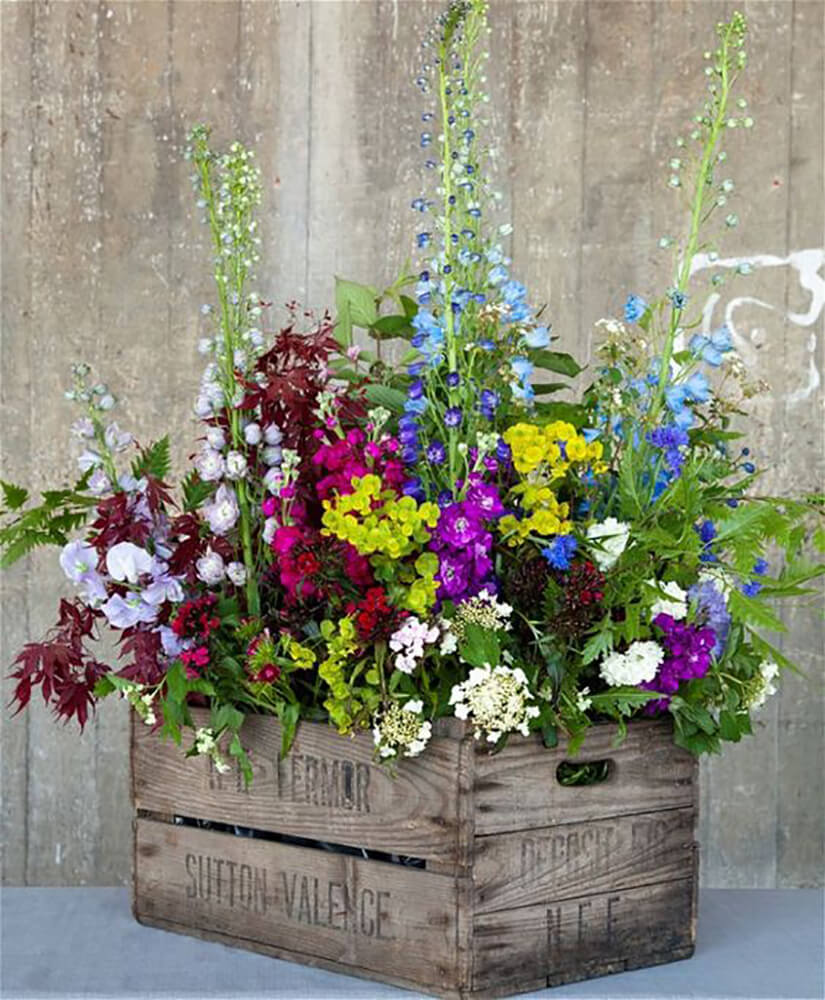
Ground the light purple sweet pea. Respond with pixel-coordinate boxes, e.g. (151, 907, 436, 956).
(203, 485, 239, 536)
(157, 625, 187, 658)
(101, 592, 158, 629)
(59, 540, 108, 606)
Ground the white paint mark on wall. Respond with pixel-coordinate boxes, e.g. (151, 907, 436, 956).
(691, 249, 825, 405)
(55, 842, 63, 866)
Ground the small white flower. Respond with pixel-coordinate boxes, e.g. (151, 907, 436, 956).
(196, 448, 225, 482)
(263, 517, 278, 544)
(648, 579, 688, 620)
(750, 659, 779, 709)
(575, 686, 593, 712)
(196, 547, 225, 586)
(587, 518, 630, 570)
(450, 663, 537, 741)
(225, 450, 248, 480)
(244, 422, 262, 446)
(404, 699, 424, 714)
(71, 418, 95, 439)
(197, 337, 213, 356)
(600, 641, 664, 687)
(87, 468, 111, 496)
(226, 561, 247, 586)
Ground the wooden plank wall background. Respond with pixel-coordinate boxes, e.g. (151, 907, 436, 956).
(1, 0, 822, 888)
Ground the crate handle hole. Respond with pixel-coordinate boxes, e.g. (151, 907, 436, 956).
(555, 758, 613, 787)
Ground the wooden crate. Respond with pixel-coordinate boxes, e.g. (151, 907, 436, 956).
(131, 710, 699, 998)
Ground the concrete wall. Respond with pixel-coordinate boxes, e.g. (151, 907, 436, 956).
(1, 0, 822, 887)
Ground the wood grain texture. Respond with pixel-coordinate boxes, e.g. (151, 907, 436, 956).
(134, 817, 462, 991)
(1, 0, 822, 888)
(133, 710, 463, 864)
(473, 806, 696, 915)
(472, 877, 695, 992)
(473, 720, 697, 836)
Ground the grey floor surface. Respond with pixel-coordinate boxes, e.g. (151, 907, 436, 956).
(0, 888, 822, 999)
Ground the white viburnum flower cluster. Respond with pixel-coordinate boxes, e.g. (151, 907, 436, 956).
(747, 659, 779, 710)
(648, 579, 688, 620)
(586, 518, 631, 570)
(575, 686, 593, 713)
(373, 700, 432, 760)
(600, 641, 665, 687)
(193, 726, 231, 773)
(389, 617, 440, 674)
(448, 589, 513, 643)
(449, 664, 540, 743)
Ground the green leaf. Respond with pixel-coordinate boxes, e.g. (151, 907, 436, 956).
(182, 472, 214, 513)
(541, 723, 558, 748)
(370, 314, 413, 340)
(459, 622, 500, 669)
(581, 627, 613, 666)
(400, 295, 418, 319)
(531, 401, 588, 427)
(0, 481, 29, 511)
(132, 436, 170, 480)
(364, 384, 407, 413)
(529, 350, 582, 378)
(531, 382, 570, 396)
(719, 709, 744, 742)
(728, 590, 787, 634)
(279, 702, 300, 759)
(229, 733, 254, 786)
(335, 277, 378, 329)
(165, 661, 187, 704)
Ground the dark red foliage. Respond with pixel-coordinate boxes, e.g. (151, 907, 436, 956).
(241, 309, 366, 465)
(118, 628, 166, 685)
(165, 513, 232, 584)
(88, 492, 151, 554)
(8, 598, 108, 729)
(549, 560, 606, 639)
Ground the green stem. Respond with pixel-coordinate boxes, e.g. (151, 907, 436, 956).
(650, 22, 736, 423)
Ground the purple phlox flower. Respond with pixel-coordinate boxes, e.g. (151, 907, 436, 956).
(435, 502, 485, 548)
(436, 552, 472, 600)
(465, 477, 504, 518)
(642, 613, 716, 713)
(542, 534, 578, 571)
(624, 294, 648, 323)
(101, 592, 158, 629)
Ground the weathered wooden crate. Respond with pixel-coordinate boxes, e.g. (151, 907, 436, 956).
(131, 710, 699, 998)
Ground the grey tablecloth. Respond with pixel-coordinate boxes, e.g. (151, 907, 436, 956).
(1, 888, 822, 999)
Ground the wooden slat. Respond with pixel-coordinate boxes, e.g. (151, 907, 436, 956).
(134, 818, 461, 992)
(474, 720, 697, 835)
(472, 877, 695, 992)
(132, 711, 462, 863)
(473, 806, 696, 915)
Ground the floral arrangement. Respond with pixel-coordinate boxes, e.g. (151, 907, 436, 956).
(3, 2, 823, 781)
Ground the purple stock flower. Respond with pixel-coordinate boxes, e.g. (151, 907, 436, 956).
(641, 613, 716, 713)
(436, 502, 484, 548)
